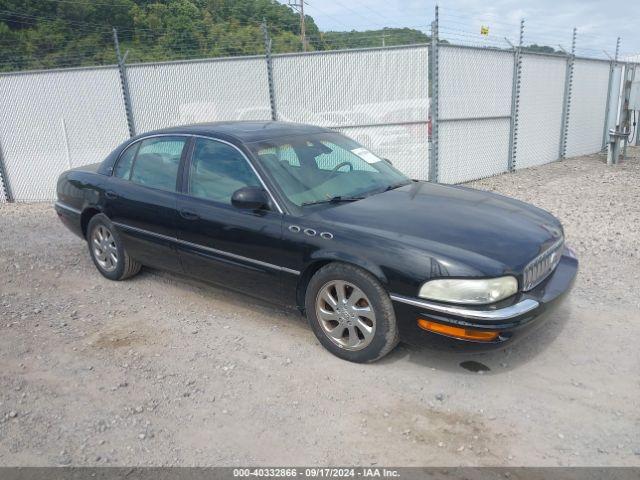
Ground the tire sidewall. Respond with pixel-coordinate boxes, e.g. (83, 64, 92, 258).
(87, 214, 127, 281)
(305, 263, 397, 363)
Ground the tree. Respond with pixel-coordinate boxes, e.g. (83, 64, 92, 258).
(523, 44, 558, 54)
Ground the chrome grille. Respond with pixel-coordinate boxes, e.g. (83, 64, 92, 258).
(522, 237, 564, 291)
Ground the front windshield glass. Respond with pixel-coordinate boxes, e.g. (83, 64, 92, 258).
(248, 132, 410, 207)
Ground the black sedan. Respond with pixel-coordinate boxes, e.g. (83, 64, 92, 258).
(55, 121, 578, 363)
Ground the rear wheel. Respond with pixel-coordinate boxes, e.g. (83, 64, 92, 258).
(87, 214, 141, 281)
(305, 263, 399, 363)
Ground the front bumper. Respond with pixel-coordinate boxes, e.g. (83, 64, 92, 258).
(390, 248, 578, 350)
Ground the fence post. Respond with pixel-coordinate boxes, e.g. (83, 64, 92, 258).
(0, 140, 13, 202)
(602, 37, 620, 151)
(113, 27, 136, 137)
(636, 65, 640, 146)
(261, 20, 278, 121)
(508, 19, 524, 172)
(636, 62, 640, 147)
(559, 28, 577, 160)
(428, 5, 439, 182)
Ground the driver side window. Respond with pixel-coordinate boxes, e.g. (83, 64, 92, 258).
(188, 139, 261, 205)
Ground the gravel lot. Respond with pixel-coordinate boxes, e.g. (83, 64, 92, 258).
(1, 149, 639, 467)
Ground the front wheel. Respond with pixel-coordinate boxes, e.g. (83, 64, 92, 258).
(305, 263, 399, 363)
(87, 213, 141, 281)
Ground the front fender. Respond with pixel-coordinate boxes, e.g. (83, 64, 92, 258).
(307, 249, 388, 284)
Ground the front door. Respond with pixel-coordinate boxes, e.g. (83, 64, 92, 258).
(175, 137, 294, 305)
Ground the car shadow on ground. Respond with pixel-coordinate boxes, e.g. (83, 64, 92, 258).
(137, 266, 307, 323)
(133, 266, 571, 374)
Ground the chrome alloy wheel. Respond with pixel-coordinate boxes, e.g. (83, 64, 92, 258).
(91, 225, 118, 272)
(315, 280, 376, 351)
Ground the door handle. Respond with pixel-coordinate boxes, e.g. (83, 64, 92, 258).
(179, 210, 200, 220)
(105, 190, 118, 199)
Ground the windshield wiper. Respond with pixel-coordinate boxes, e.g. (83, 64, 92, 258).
(301, 195, 365, 207)
(360, 181, 412, 198)
(383, 181, 413, 192)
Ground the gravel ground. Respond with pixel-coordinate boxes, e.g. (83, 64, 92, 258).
(1, 149, 639, 467)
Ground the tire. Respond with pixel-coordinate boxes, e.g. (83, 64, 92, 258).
(305, 262, 399, 363)
(87, 213, 141, 281)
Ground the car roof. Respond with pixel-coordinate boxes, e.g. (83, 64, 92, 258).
(149, 121, 333, 143)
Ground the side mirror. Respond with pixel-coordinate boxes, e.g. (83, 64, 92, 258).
(231, 186, 269, 210)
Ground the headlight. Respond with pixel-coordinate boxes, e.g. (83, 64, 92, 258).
(418, 276, 518, 305)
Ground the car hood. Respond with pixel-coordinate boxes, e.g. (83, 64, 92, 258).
(310, 182, 563, 273)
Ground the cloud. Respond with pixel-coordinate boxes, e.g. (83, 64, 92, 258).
(300, 0, 639, 57)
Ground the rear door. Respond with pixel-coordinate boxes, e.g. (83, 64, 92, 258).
(175, 137, 294, 304)
(106, 135, 189, 273)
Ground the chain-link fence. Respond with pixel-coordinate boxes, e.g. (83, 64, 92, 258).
(428, 32, 636, 183)
(126, 56, 273, 132)
(564, 59, 611, 158)
(514, 53, 567, 170)
(0, 66, 129, 202)
(272, 45, 429, 179)
(436, 45, 514, 183)
(0, 26, 634, 202)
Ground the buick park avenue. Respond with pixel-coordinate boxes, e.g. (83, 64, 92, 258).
(55, 121, 577, 362)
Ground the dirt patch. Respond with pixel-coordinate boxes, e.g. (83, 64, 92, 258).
(90, 327, 149, 350)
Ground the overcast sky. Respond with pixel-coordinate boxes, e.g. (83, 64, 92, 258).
(296, 0, 639, 59)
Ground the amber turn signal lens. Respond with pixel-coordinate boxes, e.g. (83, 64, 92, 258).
(417, 319, 499, 342)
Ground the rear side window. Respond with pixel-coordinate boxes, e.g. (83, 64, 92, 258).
(113, 144, 138, 179)
(129, 137, 187, 191)
(189, 138, 260, 204)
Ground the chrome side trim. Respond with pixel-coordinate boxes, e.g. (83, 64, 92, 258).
(54, 201, 82, 215)
(389, 294, 540, 321)
(177, 237, 300, 275)
(113, 222, 300, 276)
(113, 222, 175, 242)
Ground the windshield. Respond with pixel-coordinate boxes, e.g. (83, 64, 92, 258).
(248, 132, 410, 207)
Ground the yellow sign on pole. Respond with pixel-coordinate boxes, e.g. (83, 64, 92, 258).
(480, 25, 489, 35)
